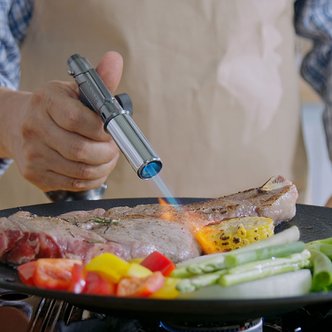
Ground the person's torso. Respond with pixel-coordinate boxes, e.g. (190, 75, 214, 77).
(0, 0, 307, 208)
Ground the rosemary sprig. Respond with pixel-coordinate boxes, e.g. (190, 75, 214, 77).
(89, 217, 120, 226)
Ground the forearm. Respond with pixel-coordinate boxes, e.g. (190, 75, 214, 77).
(0, 87, 31, 158)
(0, 0, 34, 160)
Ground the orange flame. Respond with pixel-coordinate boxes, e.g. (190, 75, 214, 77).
(157, 198, 219, 254)
(157, 198, 205, 233)
(158, 198, 177, 221)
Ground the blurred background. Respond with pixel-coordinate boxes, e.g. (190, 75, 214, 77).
(0, 2, 331, 210)
(296, 38, 332, 207)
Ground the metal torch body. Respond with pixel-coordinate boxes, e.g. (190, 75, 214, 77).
(68, 54, 162, 179)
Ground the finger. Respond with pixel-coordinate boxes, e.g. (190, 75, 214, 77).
(31, 146, 118, 180)
(96, 51, 123, 92)
(25, 109, 119, 165)
(47, 50, 123, 140)
(18, 142, 112, 192)
(48, 125, 119, 165)
(42, 172, 109, 192)
(43, 82, 111, 141)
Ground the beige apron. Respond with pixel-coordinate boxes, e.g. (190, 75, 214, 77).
(0, 0, 308, 208)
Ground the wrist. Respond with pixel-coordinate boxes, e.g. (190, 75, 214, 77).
(0, 88, 32, 158)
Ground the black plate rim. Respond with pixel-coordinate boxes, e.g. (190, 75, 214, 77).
(0, 198, 332, 321)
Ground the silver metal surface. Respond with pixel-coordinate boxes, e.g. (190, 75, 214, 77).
(106, 113, 162, 178)
(46, 184, 107, 202)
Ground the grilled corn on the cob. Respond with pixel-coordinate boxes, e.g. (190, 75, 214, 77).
(195, 216, 274, 254)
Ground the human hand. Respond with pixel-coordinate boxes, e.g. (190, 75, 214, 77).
(1, 51, 123, 192)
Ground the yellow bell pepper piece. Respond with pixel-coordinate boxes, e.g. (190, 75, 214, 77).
(129, 258, 143, 264)
(150, 277, 180, 299)
(85, 253, 130, 283)
(126, 263, 152, 278)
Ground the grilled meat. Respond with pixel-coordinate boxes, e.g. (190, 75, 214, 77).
(101, 175, 298, 226)
(184, 175, 298, 225)
(0, 176, 297, 265)
(0, 211, 128, 265)
(0, 212, 200, 265)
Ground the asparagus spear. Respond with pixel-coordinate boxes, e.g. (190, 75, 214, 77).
(314, 244, 332, 259)
(306, 240, 332, 259)
(171, 267, 194, 278)
(219, 250, 311, 287)
(176, 250, 311, 292)
(307, 248, 332, 291)
(224, 241, 305, 267)
(186, 256, 226, 275)
(307, 237, 332, 246)
(176, 270, 227, 293)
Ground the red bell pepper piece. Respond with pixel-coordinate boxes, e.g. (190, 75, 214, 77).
(140, 251, 175, 276)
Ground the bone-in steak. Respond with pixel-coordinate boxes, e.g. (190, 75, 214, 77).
(0, 176, 298, 266)
(102, 175, 298, 226)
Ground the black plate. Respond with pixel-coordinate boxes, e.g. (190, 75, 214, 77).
(0, 198, 332, 322)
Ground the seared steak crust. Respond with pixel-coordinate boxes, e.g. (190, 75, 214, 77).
(184, 175, 298, 225)
(103, 175, 298, 226)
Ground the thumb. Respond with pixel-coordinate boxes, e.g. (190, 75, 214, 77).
(96, 51, 123, 93)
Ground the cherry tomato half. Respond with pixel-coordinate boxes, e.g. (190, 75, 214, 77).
(33, 259, 81, 290)
(17, 261, 37, 286)
(116, 271, 165, 297)
(69, 263, 86, 294)
(83, 271, 116, 296)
